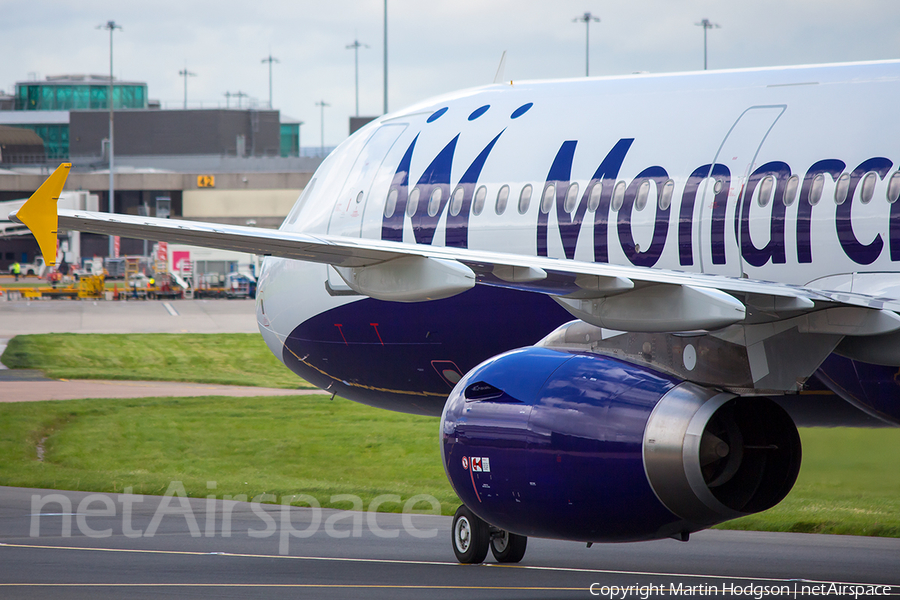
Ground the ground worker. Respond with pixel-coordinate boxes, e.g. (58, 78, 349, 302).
(11, 261, 20, 281)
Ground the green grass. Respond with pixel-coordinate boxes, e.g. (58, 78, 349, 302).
(1, 332, 898, 534)
(0, 393, 897, 530)
(0, 394, 461, 515)
(2, 333, 312, 389)
(715, 427, 900, 536)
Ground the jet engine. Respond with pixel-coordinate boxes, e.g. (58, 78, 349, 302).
(441, 347, 801, 545)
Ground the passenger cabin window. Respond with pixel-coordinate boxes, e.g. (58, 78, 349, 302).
(756, 175, 775, 208)
(427, 187, 443, 217)
(809, 174, 824, 205)
(834, 173, 850, 205)
(611, 181, 626, 212)
(407, 186, 421, 216)
(449, 186, 465, 216)
(587, 182, 603, 212)
(383, 187, 398, 218)
(518, 184, 533, 214)
(713, 179, 724, 194)
(659, 179, 674, 210)
(783, 175, 799, 207)
(888, 172, 900, 204)
(564, 182, 580, 213)
(540, 184, 555, 214)
(635, 180, 651, 211)
(495, 185, 510, 215)
(473, 186, 487, 215)
(859, 172, 877, 204)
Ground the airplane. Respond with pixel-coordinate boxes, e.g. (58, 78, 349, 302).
(11, 58, 900, 565)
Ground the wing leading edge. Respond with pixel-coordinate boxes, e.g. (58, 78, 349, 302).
(11, 164, 900, 334)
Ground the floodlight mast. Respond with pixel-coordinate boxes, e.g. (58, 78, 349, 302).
(573, 12, 600, 77)
(97, 20, 122, 257)
(695, 19, 721, 70)
(315, 100, 330, 157)
(346, 39, 370, 117)
(179, 65, 197, 109)
(383, 0, 388, 114)
(262, 54, 280, 109)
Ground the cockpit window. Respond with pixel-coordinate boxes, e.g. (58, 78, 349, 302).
(283, 177, 317, 228)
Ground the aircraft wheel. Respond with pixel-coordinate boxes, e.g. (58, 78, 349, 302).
(490, 529, 527, 563)
(451, 505, 489, 564)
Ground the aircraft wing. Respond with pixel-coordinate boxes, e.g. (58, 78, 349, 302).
(10, 164, 900, 338)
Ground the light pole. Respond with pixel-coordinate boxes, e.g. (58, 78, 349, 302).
(346, 39, 369, 117)
(695, 19, 721, 70)
(261, 54, 279, 109)
(97, 20, 121, 257)
(315, 100, 329, 157)
(573, 12, 600, 77)
(179, 65, 196, 109)
(297, 121, 304, 157)
(383, 0, 388, 114)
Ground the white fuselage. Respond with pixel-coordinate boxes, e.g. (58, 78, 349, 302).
(259, 60, 900, 360)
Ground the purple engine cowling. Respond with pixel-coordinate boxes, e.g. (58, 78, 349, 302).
(441, 347, 802, 542)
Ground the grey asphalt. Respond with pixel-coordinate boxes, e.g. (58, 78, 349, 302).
(0, 379, 321, 402)
(1, 301, 898, 598)
(0, 487, 897, 599)
(0, 298, 260, 335)
(0, 299, 313, 402)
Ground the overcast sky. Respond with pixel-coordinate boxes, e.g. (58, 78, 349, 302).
(3, 1, 900, 148)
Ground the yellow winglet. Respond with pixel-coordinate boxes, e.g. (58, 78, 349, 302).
(15, 162, 71, 267)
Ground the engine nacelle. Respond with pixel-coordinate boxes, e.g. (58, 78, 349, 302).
(441, 347, 801, 542)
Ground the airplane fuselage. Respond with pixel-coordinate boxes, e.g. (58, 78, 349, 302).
(256, 60, 900, 423)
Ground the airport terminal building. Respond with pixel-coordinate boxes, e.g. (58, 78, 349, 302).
(0, 75, 318, 269)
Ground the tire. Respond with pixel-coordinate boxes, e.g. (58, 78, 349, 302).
(451, 505, 489, 564)
(490, 529, 527, 563)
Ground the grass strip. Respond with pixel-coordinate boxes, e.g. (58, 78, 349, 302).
(0, 393, 898, 533)
(2, 333, 312, 389)
(0, 394, 460, 515)
(716, 427, 900, 536)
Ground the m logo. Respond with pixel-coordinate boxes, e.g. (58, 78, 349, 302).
(381, 132, 503, 248)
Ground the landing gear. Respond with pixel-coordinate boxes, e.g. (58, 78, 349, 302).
(490, 528, 527, 563)
(451, 505, 528, 564)
(452, 505, 489, 563)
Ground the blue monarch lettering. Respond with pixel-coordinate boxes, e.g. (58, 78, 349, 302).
(379, 123, 900, 270)
(534, 138, 633, 263)
(739, 161, 791, 267)
(797, 159, 844, 264)
(836, 157, 892, 265)
(618, 166, 670, 267)
(381, 132, 504, 247)
(678, 164, 730, 266)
